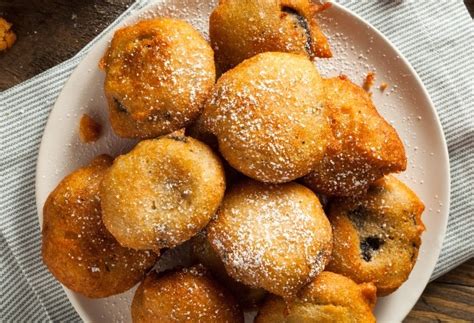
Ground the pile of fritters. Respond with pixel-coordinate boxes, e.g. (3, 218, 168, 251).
(42, 1, 425, 322)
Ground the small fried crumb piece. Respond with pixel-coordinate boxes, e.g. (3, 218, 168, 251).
(0, 18, 17, 51)
(379, 82, 389, 92)
(338, 74, 349, 80)
(362, 71, 375, 92)
(98, 57, 106, 70)
(312, 2, 332, 13)
(79, 114, 101, 143)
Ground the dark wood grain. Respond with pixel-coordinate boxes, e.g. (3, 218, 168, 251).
(405, 258, 474, 322)
(0, 0, 135, 90)
(1, 1, 473, 322)
(465, 0, 474, 18)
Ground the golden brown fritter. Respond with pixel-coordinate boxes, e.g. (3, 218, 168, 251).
(255, 272, 377, 323)
(191, 232, 267, 309)
(327, 175, 425, 296)
(101, 18, 215, 139)
(41, 155, 158, 298)
(210, 0, 331, 73)
(131, 266, 243, 323)
(207, 179, 332, 298)
(200, 52, 333, 183)
(304, 76, 406, 196)
(100, 136, 225, 252)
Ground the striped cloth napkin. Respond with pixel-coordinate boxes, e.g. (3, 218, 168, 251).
(1, 1, 473, 321)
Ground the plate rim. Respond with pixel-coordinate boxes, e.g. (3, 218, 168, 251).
(35, 1, 451, 321)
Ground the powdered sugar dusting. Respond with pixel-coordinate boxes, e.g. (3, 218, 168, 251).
(36, 1, 447, 322)
(201, 52, 332, 183)
(208, 181, 332, 297)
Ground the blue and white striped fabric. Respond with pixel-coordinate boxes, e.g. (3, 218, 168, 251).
(1, 1, 473, 321)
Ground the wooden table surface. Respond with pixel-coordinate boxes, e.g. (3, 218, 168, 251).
(1, 1, 473, 321)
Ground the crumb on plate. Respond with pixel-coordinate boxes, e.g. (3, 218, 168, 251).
(379, 82, 388, 92)
(362, 71, 375, 92)
(79, 114, 102, 143)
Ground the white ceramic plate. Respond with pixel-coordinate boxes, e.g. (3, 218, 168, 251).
(36, 1, 450, 322)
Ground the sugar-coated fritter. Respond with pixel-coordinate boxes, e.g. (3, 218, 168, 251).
(41, 155, 158, 298)
(101, 18, 215, 139)
(131, 266, 243, 323)
(191, 232, 267, 309)
(210, 0, 331, 73)
(207, 180, 333, 298)
(255, 272, 377, 323)
(304, 76, 407, 196)
(100, 135, 225, 252)
(201, 52, 333, 183)
(327, 175, 425, 296)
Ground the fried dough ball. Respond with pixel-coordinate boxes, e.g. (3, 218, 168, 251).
(100, 135, 225, 252)
(201, 52, 333, 183)
(303, 76, 407, 196)
(210, 0, 331, 73)
(255, 272, 377, 323)
(191, 232, 267, 309)
(327, 175, 425, 296)
(41, 155, 158, 298)
(131, 266, 243, 323)
(101, 18, 215, 139)
(207, 180, 333, 298)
